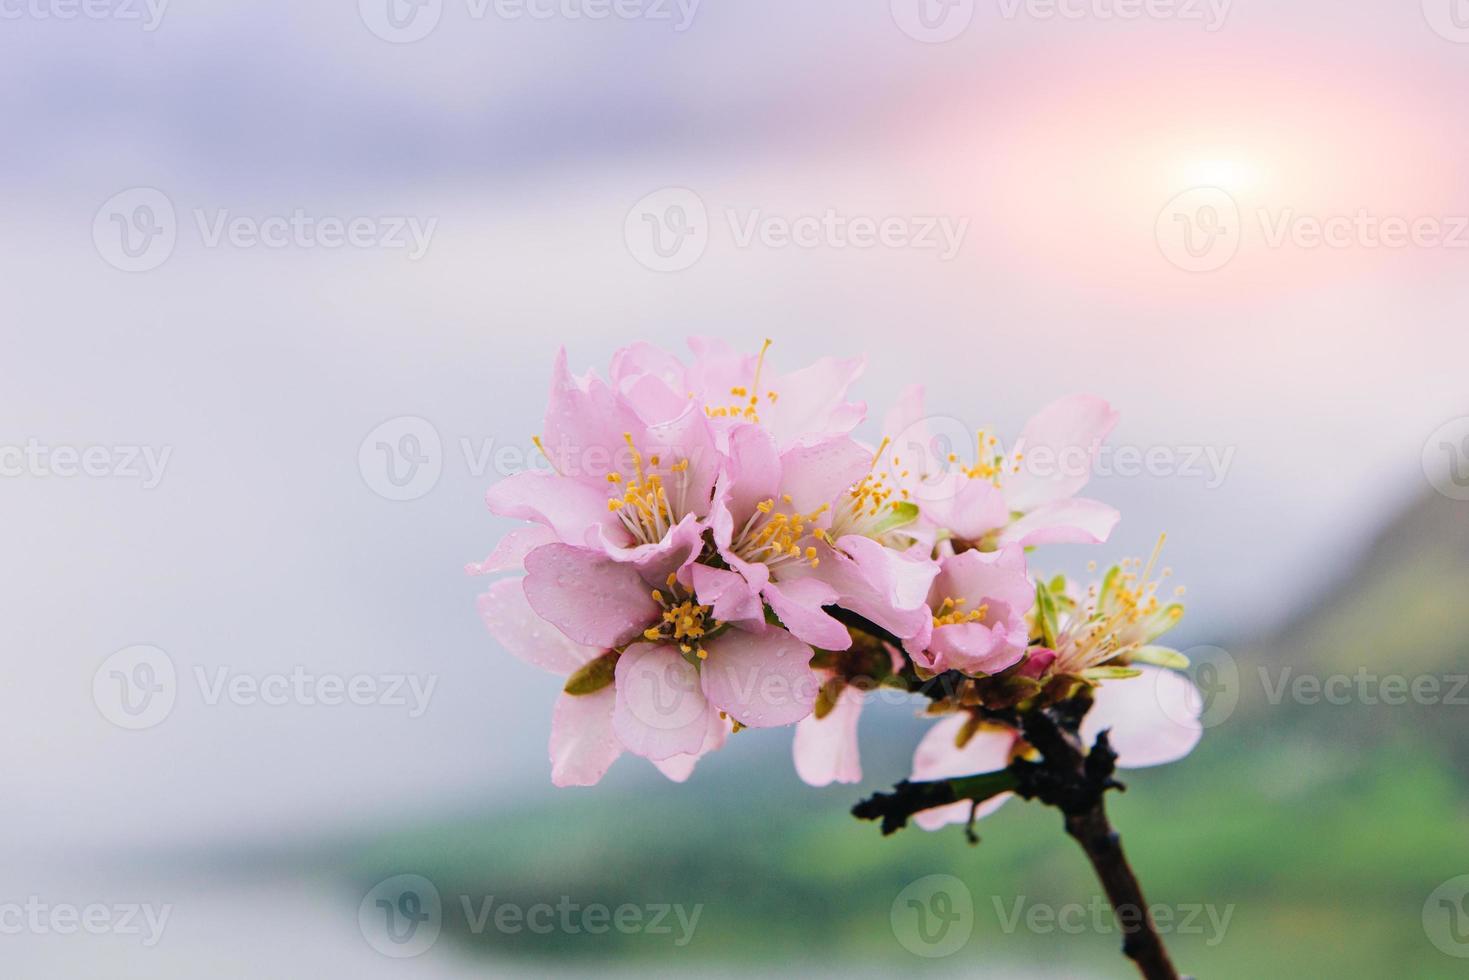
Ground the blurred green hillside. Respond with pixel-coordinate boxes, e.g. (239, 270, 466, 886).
(349, 492, 1469, 977)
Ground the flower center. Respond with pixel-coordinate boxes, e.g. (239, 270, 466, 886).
(731, 496, 827, 571)
(932, 597, 990, 628)
(1055, 534, 1186, 673)
(704, 339, 779, 424)
(643, 573, 718, 657)
(606, 433, 692, 545)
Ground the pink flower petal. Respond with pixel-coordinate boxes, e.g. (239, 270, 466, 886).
(485, 470, 621, 546)
(793, 684, 864, 786)
(550, 688, 622, 787)
(998, 497, 1121, 548)
(819, 535, 938, 643)
(541, 348, 642, 482)
(691, 562, 766, 628)
(523, 544, 659, 648)
(700, 627, 820, 728)
(1004, 394, 1119, 512)
(612, 643, 713, 761)
(594, 511, 705, 582)
(764, 356, 867, 449)
(926, 615, 1029, 676)
(466, 525, 558, 576)
(777, 436, 874, 516)
(476, 577, 601, 676)
(931, 546, 1035, 619)
(651, 711, 731, 783)
(762, 576, 852, 651)
(720, 424, 783, 524)
(1081, 666, 1203, 768)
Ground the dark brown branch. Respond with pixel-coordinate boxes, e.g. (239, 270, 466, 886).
(1009, 710, 1180, 980)
(852, 771, 1016, 836)
(839, 613, 1185, 979)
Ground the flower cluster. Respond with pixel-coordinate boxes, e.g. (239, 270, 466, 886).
(471, 339, 1201, 830)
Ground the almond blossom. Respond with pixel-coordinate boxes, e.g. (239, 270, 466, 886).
(471, 338, 1211, 979)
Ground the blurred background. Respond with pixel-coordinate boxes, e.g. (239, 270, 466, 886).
(3, 0, 1469, 975)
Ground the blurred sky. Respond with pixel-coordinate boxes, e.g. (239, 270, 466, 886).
(3, 0, 1467, 865)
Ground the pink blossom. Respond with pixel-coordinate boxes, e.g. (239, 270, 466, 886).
(908, 545, 1034, 676)
(610, 338, 866, 450)
(702, 424, 875, 650)
(882, 386, 1121, 550)
(485, 348, 721, 574)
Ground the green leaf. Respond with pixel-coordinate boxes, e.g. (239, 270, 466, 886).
(563, 652, 618, 696)
(1097, 563, 1123, 609)
(1130, 645, 1190, 669)
(1035, 580, 1061, 649)
(871, 501, 920, 535)
(1083, 666, 1144, 680)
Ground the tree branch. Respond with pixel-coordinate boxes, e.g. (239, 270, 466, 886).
(852, 771, 1016, 836)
